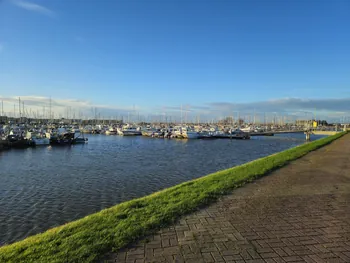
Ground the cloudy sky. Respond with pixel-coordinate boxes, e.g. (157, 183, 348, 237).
(0, 95, 349, 123)
(0, 0, 349, 122)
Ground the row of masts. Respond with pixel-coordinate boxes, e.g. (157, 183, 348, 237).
(1, 98, 348, 124)
(0, 99, 291, 124)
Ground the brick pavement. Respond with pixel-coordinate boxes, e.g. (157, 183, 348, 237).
(102, 133, 350, 263)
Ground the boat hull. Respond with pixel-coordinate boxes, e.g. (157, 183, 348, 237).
(33, 138, 50, 146)
(105, 130, 118, 135)
(185, 132, 200, 139)
(50, 139, 73, 145)
(214, 133, 250, 139)
(72, 138, 88, 144)
(121, 131, 142, 136)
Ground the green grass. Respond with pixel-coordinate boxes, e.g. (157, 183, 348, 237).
(0, 132, 347, 263)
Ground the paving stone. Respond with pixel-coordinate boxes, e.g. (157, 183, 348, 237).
(100, 134, 350, 263)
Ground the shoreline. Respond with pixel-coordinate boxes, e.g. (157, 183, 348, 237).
(0, 132, 347, 263)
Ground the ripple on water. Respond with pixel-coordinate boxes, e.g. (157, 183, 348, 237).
(0, 134, 326, 245)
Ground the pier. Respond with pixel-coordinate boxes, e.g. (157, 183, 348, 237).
(103, 132, 350, 263)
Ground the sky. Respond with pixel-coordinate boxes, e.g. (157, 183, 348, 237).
(0, 0, 349, 121)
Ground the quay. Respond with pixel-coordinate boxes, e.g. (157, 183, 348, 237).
(249, 130, 342, 137)
(103, 132, 350, 263)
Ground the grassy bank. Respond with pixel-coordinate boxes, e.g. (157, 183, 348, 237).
(0, 132, 346, 263)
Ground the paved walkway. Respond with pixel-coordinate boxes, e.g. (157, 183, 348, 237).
(103, 134, 350, 263)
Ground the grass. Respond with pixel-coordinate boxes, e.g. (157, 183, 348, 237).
(0, 132, 347, 263)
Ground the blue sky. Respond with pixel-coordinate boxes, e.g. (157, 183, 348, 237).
(0, 0, 349, 120)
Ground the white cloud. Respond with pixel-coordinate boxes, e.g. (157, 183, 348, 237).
(12, 0, 55, 17)
(0, 95, 349, 122)
(0, 95, 140, 119)
(206, 97, 350, 114)
(156, 98, 350, 122)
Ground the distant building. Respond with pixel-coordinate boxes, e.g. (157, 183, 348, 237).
(295, 120, 312, 126)
(296, 119, 328, 127)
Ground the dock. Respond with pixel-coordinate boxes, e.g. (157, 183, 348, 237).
(248, 131, 304, 137)
(102, 133, 350, 263)
(249, 130, 342, 137)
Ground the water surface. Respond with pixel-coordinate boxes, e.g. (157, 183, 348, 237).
(0, 133, 324, 245)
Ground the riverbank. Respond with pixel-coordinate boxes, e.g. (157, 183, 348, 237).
(0, 132, 346, 263)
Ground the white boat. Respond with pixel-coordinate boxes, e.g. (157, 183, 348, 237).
(172, 126, 200, 139)
(141, 128, 164, 137)
(26, 131, 50, 146)
(10, 126, 25, 136)
(141, 129, 153, 136)
(240, 127, 254, 132)
(119, 127, 142, 136)
(105, 128, 118, 135)
(198, 131, 216, 139)
(171, 126, 184, 138)
(185, 130, 200, 139)
(82, 125, 93, 134)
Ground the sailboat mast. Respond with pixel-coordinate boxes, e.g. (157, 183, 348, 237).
(49, 96, 52, 121)
(18, 97, 21, 119)
(180, 104, 183, 125)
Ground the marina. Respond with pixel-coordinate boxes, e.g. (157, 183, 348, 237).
(0, 117, 343, 246)
(1, 0, 349, 260)
(0, 131, 326, 246)
(1, 118, 339, 151)
(0, 122, 266, 150)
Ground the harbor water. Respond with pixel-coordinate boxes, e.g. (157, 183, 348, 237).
(0, 133, 325, 245)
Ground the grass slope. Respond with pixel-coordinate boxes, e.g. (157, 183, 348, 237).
(0, 132, 346, 263)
